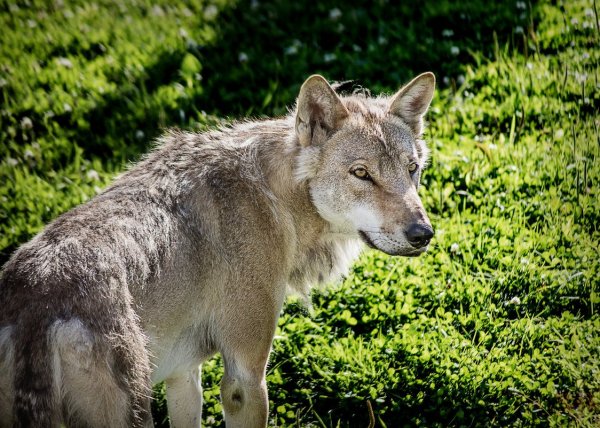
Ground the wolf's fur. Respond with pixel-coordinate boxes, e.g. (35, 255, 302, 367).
(0, 73, 435, 427)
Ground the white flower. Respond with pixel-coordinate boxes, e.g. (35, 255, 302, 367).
(450, 46, 460, 56)
(86, 169, 100, 181)
(450, 243, 459, 254)
(63, 103, 72, 113)
(56, 57, 73, 68)
(284, 45, 298, 55)
(329, 8, 342, 20)
(507, 296, 521, 305)
(151, 5, 165, 16)
(442, 29, 454, 37)
(135, 130, 145, 140)
(21, 117, 33, 129)
(238, 52, 248, 63)
(515, 26, 524, 34)
(516, 1, 526, 10)
(323, 53, 336, 63)
(203, 5, 218, 21)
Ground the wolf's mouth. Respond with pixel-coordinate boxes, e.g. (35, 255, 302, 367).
(358, 230, 377, 249)
(358, 230, 428, 257)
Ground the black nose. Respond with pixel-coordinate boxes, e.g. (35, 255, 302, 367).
(405, 223, 434, 248)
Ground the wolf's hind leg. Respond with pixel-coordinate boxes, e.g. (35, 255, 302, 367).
(54, 318, 153, 428)
(165, 366, 203, 427)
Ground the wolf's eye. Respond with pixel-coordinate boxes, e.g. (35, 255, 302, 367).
(351, 166, 371, 181)
(408, 162, 418, 174)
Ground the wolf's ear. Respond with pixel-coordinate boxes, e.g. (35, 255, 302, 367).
(388, 72, 435, 135)
(295, 75, 349, 147)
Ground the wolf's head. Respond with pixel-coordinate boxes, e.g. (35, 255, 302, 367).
(294, 73, 435, 256)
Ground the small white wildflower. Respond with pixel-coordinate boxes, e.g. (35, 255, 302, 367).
(27, 19, 37, 28)
(329, 7, 342, 20)
(7, 157, 18, 167)
(63, 103, 72, 113)
(582, 52, 590, 60)
(489, 143, 497, 150)
(86, 169, 100, 181)
(555, 129, 564, 139)
(323, 53, 336, 63)
(520, 257, 529, 265)
(584, 97, 590, 104)
(378, 36, 388, 45)
(442, 29, 454, 37)
(250, 0, 259, 10)
(450, 243, 459, 254)
(238, 52, 248, 63)
(352, 44, 362, 52)
(21, 117, 33, 129)
(24, 149, 34, 159)
(203, 5, 218, 21)
(135, 130, 145, 140)
(0, 78, 7, 88)
(450, 46, 460, 56)
(526, 62, 533, 70)
(284, 45, 298, 55)
(56, 57, 73, 68)
(508, 296, 521, 305)
(443, 76, 450, 85)
(457, 74, 465, 85)
(63, 9, 74, 19)
(151, 5, 164, 16)
(570, 17, 579, 25)
(284, 39, 302, 55)
(585, 8, 594, 17)
(516, 1, 526, 10)
(179, 28, 188, 38)
(515, 26, 524, 34)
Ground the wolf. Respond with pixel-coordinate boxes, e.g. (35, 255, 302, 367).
(0, 72, 435, 427)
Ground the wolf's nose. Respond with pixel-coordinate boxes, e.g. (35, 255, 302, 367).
(405, 223, 434, 248)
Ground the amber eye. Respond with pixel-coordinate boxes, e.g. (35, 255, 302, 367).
(408, 162, 418, 174)
(351, 166, 371, 181)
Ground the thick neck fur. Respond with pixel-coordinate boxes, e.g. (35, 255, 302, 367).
(113, 114, 362, 298)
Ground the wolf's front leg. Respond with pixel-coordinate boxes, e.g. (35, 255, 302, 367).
(220, 350, 270, 428)
(166, 366, 203, 428)
(218, 289, 281, 428)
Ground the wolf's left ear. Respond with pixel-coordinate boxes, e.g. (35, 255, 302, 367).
(388, 72, 435, 135)
(295, 75, 349, 147)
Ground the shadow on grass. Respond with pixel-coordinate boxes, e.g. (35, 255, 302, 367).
(196, 0, 534, 117)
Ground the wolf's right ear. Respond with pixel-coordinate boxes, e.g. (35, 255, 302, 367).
(295, 75, 349, 147)
(388, 72, 436, 136)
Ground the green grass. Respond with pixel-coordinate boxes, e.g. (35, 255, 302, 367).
(1, 0, 599, 426)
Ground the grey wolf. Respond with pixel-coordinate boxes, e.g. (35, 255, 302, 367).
(0, 72, 435, 427)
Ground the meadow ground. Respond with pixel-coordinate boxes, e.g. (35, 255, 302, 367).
(1, 0, 598, 426)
